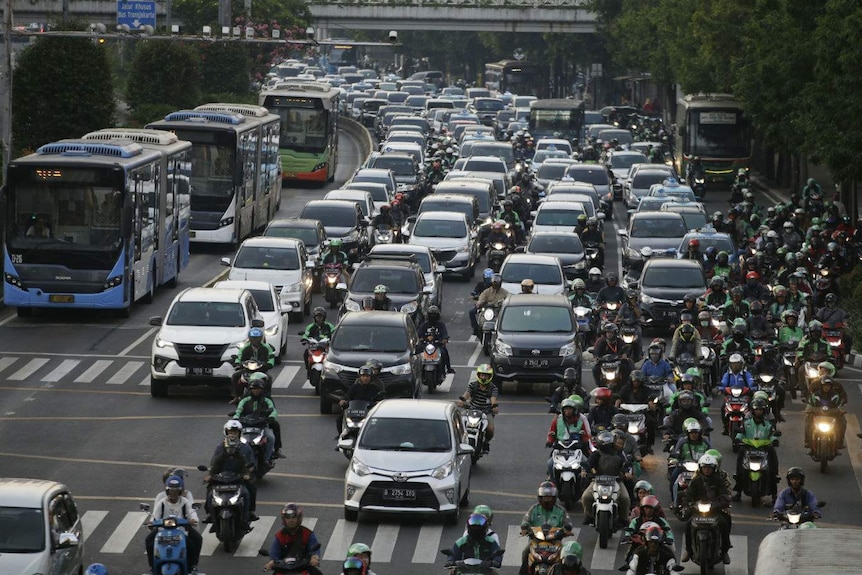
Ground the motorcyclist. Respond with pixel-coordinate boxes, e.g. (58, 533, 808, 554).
(616, 289, 644, 359)
(580, 218, 605, 268)
(470, 273, 509, 337)
(265, 503, 322, 575)
(417, 305, 455, 374)
(345, 543, 377, 575)
(682, 238, 703, 262)
(669, 418, 711, 507)
(585, 267, 604, 295)
(486, 220, 514, 252)
(625, 522, 680, 575)
(230, 327, 276, 404)
(665, 376, 710, 420)
(302, 306, 335, 370)
(546, 397, 593, 476)
(596, 272, 625, 306)
(639, 343, 674, 385)
(704, 277, 729, 308)
(802, 178, 822, 200)
(466, 505, 501, 545)
(581, 432, 633, 527)
(686, 156, 705, 187)
(696, 310, 724, 344)
(146, 474, 202, 574)
(781, 220, 804, 252)
(663, 391, 711, 441)
(815, 293, 852, 352)
(548, 366, 590, 409)
(796, 320, 830, 373)
(549, 541, 591, 575)
(669, 322, 700, 363)
(337, 365, 384, 436)
(615, 370, 659, 451)
(458, 364, 499, 452)
(496, 200, 524, 242)
(370, 204, 397, 235)
(588, 387, 618, 433)
(520, 481, 573, 573)
(448, 513, 503, 569)
(234, 375, 281, 463)
(679, 454, 732, 565)
(520, 278, 536, 294)
(390, 198, 407, 226)
(742, 271, 768, 303)
(777, 309, 804, 345)
(770, 467, 822, 523)
(719, 353, 756, 434)
(592, 322, 632, 388)
(471, 268, 495, 298)
(372, 284, 395, 311)
(712, 251, 735, 284)
(804, 376, 847, 451)
(721, 287, 750, 330)
(732, 398, 780, 502)
(766, 285, 793, 327)
(203, 435, 253, 529)
(721, 321, 755, 364)
(569, 278, 594, 309)
(751, 344, 786, 421)
(320, 238, 350, 267)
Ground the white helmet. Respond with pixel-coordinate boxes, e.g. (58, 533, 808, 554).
(224, 419, 243, 436)
(729, 353, 743, 364)
(589, 267, 601, 276)
(698, 453, 719, 469)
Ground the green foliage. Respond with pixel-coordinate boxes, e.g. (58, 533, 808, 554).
(173, 0, 310, 33)
(126, 41, 201, 124)
(198, 42, 252, 96)
(838, 266, 862, 353)
(12, 37, 114, 154)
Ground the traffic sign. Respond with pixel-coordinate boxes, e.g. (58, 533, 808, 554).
(117, 1, 156, 29)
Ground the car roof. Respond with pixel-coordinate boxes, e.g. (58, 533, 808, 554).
(421, 194, 475, 205)
(369, 398, 455, 419)
(661, 203, 706, 213)
(417, 210, 470, 221)
(631, 211, 686, 220)
(505, 293, 571, 306)
(304, 199, 360, 211)
(177, 287, 247, 303)
(266, 218, 322, 229)
(325, 189, 372, 202)
(0, 478, 67, 507)
(213, 280, 275, 293)
(465, 155, 506, 163)
(369, 244, 432, 256)
(643, 258, 704, 270)
(536, 138, 571, 146)
(238, 236, 302, 249)
(357, 258, 422, 273)
(337, 310, 410, 326)
(503, 253, 562, 266)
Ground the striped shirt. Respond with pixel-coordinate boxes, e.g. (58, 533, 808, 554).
(465, 380, 498, 410)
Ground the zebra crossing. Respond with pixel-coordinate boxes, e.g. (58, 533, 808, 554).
(79, 508, 752, 572)
(0, 354, 459, 392)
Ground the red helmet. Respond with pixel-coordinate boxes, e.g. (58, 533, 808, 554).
(640, 495, 660, 509)
(394, 193, 404, 201)
(594, 387, 612, 401)
(688, 239, 700, 249)
(746, 271, 760, 281)
(391, 199, 400, 206)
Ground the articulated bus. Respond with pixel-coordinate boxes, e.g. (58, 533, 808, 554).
(528, 98, 586, 144)
(484, 60, 542, 96)
(259, 81, 341, 184)
(675, 93, 752, 184)
(3, 133, 192, 316)
(147, 104, 281, 244)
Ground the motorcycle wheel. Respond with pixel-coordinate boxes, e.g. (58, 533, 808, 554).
(220, 518, 235, 553)
(597, 511, 611, 548)
(309, 370, 321, 395)
(470, 436, 483, 464)
(698, 545, 710, 575)
(750, 482, 761, 508)
(560, 481, 575, 511)
(482, 333, 491, 357)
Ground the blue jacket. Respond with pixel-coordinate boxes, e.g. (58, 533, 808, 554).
(720, 370, 756, 392)
(640, 359, 673, 380)
(773, 487, 820, 517)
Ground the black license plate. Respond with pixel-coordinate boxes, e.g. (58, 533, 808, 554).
(662, 310, 678, 319)
(49, 294, 74, 303)
(524, 359, 550, 368)
(383, 488, 416, 501)
(186, 367, 213, 376)
(692, 515, 717, 525)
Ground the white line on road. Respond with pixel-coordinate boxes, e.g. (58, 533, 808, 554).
(107, 361, 144, 385)
(437, 373, 454, 393)
(80, 510, 108, 538)
(502, 525, 523, 566)
(42, 359, 81, 382)
(726, 535, 749, 575)
(370, 524, 399, 563)
(590, 531, 620, 571)
(323, 519, 357, 561)
(846, 413, 862, 502)
(467, 342, 483, 369)
(412, 524, 444, 563)
(0, 313, 17, 327)
(235, 516, 277, 557)
(118, 327, 157, 357)
(74, 360, 113, 383)
(100, 511, 147, 553)
(0, 356, 18, 375)
(273, 365, 300, 388)
(8, 358, 49, 380)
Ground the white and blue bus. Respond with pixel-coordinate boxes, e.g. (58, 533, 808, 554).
(147, 103, 281, 245)
(3, 132, 193, 316)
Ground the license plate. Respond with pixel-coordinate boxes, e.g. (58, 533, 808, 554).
(49, 295, 74, 303)
(383, 488, 416, 501)
(186, 367, 212, 376)
(524, 359, 550, 368)
(556, 450, 578, 457)
(692, 515, 717, 525)
(662, 310, 678, 319)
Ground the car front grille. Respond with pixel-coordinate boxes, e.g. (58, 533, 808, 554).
(175, 343, 229, 368)
(360, 481, 439, 509)
(513, 348, 557, 358)
(432, 250, 457, 263)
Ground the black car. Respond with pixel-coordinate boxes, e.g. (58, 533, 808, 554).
(299, 200, 368, 262)
(490, 294, 581, 387)
(628, 258, 707, 329)
(340, 256, 431, 324)
(319, 311, 421, 414)
(523, 232, 588, 280)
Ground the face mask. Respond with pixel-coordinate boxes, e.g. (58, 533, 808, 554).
(700, 321, 709, 327)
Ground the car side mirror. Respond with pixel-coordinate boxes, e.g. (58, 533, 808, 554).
(458, 443, 475, 455)
(337, 437, 355, 451)
(617, 229, 628, 237)
(252, 318, 265, 328)
(148, 316, 163, 326)
(628, 282, 638, 289)
(435, 264, 445, 273)
(220, 257, 231, 266)
(422, 286, 433, 294)
(306, 259, 316, 268)
(514, 246, 526, 253)
(597, 212, 606, 220)
(470, 231, 478, 240)
(407, 215, 417, 224)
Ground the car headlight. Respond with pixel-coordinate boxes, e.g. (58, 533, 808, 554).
(495, 340, 512, 356)
(431, 460, 454, 480)
(155, 337, 175, 349)
(323, 360, 343, 373)
(401, 301, 418, 314)
(344, 299, 361, 312)
(265, 325, 278, 336)
(351, 458, 371, 477)
(388, 363, 413, 375)
(283, 282, 302, 294)
(640, 293, 654, 305)
(573, 260, 586, 269)
(456, 243, 471, 253)
(559, 342, 576, 357)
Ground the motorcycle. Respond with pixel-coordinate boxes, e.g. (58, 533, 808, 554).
(583, 240, 602, 270)
(770, 501, 826, 530)
(750, 330, 771, 360)
(373, 223, 397, 245)
(596, 353, 623, 391)
(462, 399, 493, 464)
(486, 240, 510, 273)
(823, 323, 847, 370)
(479, 304, 499, 357)
(549, 438, 587, 510)
(140, 502, 200, 575)
(756, 373, 780, 418)
(723, 387, 751, 453)
(322, 263, 344, 309)
(235, 411, 275, 478)
(591, 474, 621, 548)
(259, 543, 322, 574)
(300, 336, 329, 395)
(525, 524, 566, 574)
(420, 328, 445, 393)
(672, 353, 697, 386)
(197, 467, 246, 553)
(687, 500, 724, 573)
(441, 548, 504, 575)
(668, 459, 699, 514)
(645, 376, 675, 411)
(619, 319, 642, 362)
(572, 305, 594, 350)
(597, 301, 621, 324)
(336, 398, 380, 459)
(801, 356, 826, 396)
(618, 403, 650, 456)
(233, 358, 273, 398)
(739, 437, 775, 507)
(698, 342, 719, 389)
(779, 341, 800, 399)
(810, 406, 841, 472)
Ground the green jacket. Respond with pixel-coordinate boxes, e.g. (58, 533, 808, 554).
(777, 325, 804, 345)
(735, 417, 775, 443)
(234, 395, 278, 419)
(666, 390, 709, 415)
(520, 502, 570, 530)
(234, 342, 276, 369)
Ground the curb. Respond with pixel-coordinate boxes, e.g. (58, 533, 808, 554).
(848, 352, 862, 370)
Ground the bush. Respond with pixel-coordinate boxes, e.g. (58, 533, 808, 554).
(838, 266, 862, 353)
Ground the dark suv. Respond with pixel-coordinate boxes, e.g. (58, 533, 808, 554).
(630, 258, 708, 329)
(490, 294, 581, 388)
(319, 311, 421, 413)
(340, 256, 431, 324)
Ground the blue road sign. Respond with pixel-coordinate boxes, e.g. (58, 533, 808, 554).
(117, 1, 156, 29)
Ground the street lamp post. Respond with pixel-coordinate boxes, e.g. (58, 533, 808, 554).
(1, 0, 13, 177)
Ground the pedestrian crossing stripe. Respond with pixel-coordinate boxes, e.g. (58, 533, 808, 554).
(78, 510, 751, 573)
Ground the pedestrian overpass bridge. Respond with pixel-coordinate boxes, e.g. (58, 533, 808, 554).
(307, 0, 598, 35)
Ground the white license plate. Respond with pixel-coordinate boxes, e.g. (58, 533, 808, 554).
(524, 359, 549, 368)
(186, 367, 212, 376)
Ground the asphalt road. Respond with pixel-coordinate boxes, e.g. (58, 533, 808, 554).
(0, 137, 861, 575)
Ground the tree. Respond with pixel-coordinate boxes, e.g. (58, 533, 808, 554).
(172, 0, 310, 34)
(126, 41, 201, 124)
(12, 37, 114, 154)
(198, 42, 252, 97)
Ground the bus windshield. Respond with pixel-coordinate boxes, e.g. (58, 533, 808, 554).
(171, 130, 236, 214)
(272, 107, 329, 152)
(689, 109, 749, 157)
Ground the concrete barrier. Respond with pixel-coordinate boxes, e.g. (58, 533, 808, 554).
(754, 528, 862, 574)
(340, 117, 373, 165)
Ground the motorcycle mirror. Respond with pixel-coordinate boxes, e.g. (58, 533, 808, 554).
(196, 465, 208, 471)
(259, 549, 271, 557)
(192, 503, 201, 510)
(673, 566, 685, 572)
(140, 503, 151, 511)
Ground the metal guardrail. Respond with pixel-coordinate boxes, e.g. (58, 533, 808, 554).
(309, 0, 588, 7)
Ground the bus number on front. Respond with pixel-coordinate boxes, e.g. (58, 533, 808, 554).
(10, 253, 23, 264)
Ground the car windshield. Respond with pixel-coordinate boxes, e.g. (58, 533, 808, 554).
(464, 159, 505, 174)
(471, 146, 515, 167)
(565, 166, 609, 185)
(332, 325, 409, 352)
(535, 208, 584, 227)
(359, 417, 452, 451)
(533, 150, 570, 164)
(652, 188, 696, 201)
(500, 305, 573, 332)
(537, 163, 572, 180)
(167, 301, 246, 327)
(371, 157, 416, 176)
(632, 172, 672, 189)
(638, 198, 679, 211)
(529, 234, 583, 254)
(351, 268, 420, 294)
(301, 205, 357, 228)
(264, 225, 319, 247)
(248, 289, 275, 312)
(642, 266, 706, 289)
(674, 211, 707, 231)
(611, 154, 647, 169)
(631, 218, 687, 238)
(501, 262, 563, 285)
(233, 246, 299, 270)
(0, 507, 45, 552)
(413, 218, 467, 238)
(474, 99, 504, 112)
(350, 185, 390, 204)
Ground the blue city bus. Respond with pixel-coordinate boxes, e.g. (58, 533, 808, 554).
(3, 134, 192, 316)
(147, 104, 281, 244)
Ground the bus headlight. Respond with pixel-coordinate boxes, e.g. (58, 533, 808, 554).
(103, 275, 123, 289)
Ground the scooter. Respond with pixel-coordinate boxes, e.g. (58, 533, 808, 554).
(233, 358, 273, 398)
(479, 304, 499, 357)
(461, 399, 493, 464)
(300, 336, 329, 395)
(550, 438, 587, 510)
(525, 524, 567, 574)
(823, 323, 847, 370)
(770, 501, 826, 530)
(668, 459, 699, 515)
(686, 501, 724, 572)
(572, 305, 594, 350)
(197, 467, 246, 553)
(140, 503, 201, 575)
(596, 353, 622, 391)
(259, 543, 322, 574)
(591, 475, 621, 549)
(322, 264, 344, 309)
(373, 224, 397, 245)
(779, 341, 800, 398)
(236, 410, 275, 479)
(441, 548, 505, 575)
(336, 398, 378, 459)
(722, 387, 751, 453)
(618, 403, 649, 456)
(486, 240, 510, 273)
(739, 437, 776, 507)
(420, 329, 445, 393)
(809, 406, 841, 472)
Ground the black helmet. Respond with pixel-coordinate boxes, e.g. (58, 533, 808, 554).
(359, 365, 373, 377)
(606, 272, 618, 284)
(427, 305, 441, 321)
(731, 286, 744, 298)
(750, 301, 763, 314)
(710, 277, 724, 290)
(563, 367, 578, 385)
(786, 467, 805, 484)
(681, 323, 695, 337)
(603, 323, 619, 336)
(683, 293, 697, 304)
(825, 293, 837, 306)
(313, 306, 327, 319)
(611, 413, 628, 429)
(380, 204, 391, 214)
(631, 370, 645, 383)
(626, 289, 638, 299)
(502, 199, 513, 209)
(762, 343, 776, 357)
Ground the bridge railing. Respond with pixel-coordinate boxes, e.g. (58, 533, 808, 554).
(308, 0, 588, 7)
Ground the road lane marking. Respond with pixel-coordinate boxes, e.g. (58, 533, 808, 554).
(502, 525, 523, 566)
(0, 356, 18, 374)
(75, 360, 114, 383)
(371, 524, 399, 563)
(118, 327, 156, 357)
(847, 413, 862, 501)
(235, 515, 277, 557)
(81, 510, 108, 537)
(100, 510, 147, 553)
(273, 365, 300, 388)
(590, 530, 619, 571)
(200, 527, 221, 555)
(467, 342, 483, 368)
(437, 373, 454, 392)
(139, 375, 150, 386)
(42, 359, 81, 382)
(107, 361, 144, 384)
(726, 534, 749, 575)
(8, 357, 49, 380)
(323, 519, 358, 561)
(412, 524, 444, 563)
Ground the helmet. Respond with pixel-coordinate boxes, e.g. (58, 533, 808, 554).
(679, 373, 696, 387)
(630, 370, 645, 383)
(374, 284, 388, 294)
(249, 372, 268, 389)
(561, 398, 578, 412)
(249, 327, 263, 339)
(561, 553, 584, 570)
(753, 390, 770, 402)
(342, 557, 364, 573)
(572, 278, 586, 290)
(359, 365, 373, 377)
(483, 268, 494, 280)
(746, 271, 760, 281)
(165, 474, 184, 492)
(466, 513, 488, 538)
(626, 289, 638, 300)
(639, 494, 660, 510)
(808, 320, 823, 333)
(594, 387, 612, 401)
(751, 398, 768, 411)
(750, 301, 764, 314)
(521, 278, 535, 290)
(683, 417, 702, 434)
(596, 431, 614, 448)
(611, 414, 628, 429)
(491, 273, 502, 285)
(606, 272, 618, 284)
(224, 419, 243, 436)
(281, 503, 303, 522)
(799, 522, 818, 529)
(698, 453, 719, 470)
(473, 504, 494, 523)
(818, 361, 836, 376)
(729, 353, 743, 365)
(825, 293, 837, 306)
(86, 565, 109, 575)
(762, 343, 775, 357)
(367, 359, 382, 374)
(502, 200, 513, 210)
(492, 220, 504, 232)
(773, 285, 787, 297)
(689, 239, 700, 249)
(589, 267, 601, 277)
(710, 276, 724, 290)
(567, 395, 585, 410)
(561, 540, 584, 560)
(427, 305, 441, 321)
(680, 323, 695, 337)
(577, 214, 588, 224)
(781, 309, 798, 321)
(730, 286, 744, 298)
(347, 542, 372, 558)
(698, 310, 710, 322)
(312, 306, 327, 319)
(786, 467, 805, 484)
(476, 363, 494, 384)
(563, 366, 578, 384)
(380, 204, 391, 214)
(634, 480, 654, 494)
(683, 293, 697, 304)
(537, 480, 558, 498)
(643, 524, 664, 543)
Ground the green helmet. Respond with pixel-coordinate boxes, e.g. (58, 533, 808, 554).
(347, 543, 371, 557)
(705, 448, 723, 466)
(753, 390, 770, 402)
(566, 394, 585, 410)
(798, 521, 818, 530)
(634, 480, 654, 494)
(248, 372, 268, 388)
(560, 540, 583, 560)
(473, 504, 494, 523)
(683, 417, 702, 433)
(572, 278, 586, 290)
(329, 238, 342, 248)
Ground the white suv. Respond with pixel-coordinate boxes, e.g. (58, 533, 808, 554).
(149, 287, 264, 397)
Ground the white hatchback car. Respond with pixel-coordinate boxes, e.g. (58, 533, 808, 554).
(148, 287, 264, 397)
(213, 280, 289, 356)
(499, 253, 567, 295)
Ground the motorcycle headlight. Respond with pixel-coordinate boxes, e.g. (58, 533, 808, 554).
(229, 493, 240, 505)
(697, 502, 712, 513)
(598, 485, 612, 497)
(622, 334, 635, 344)
(424, 343, 437, 354)
(559, 342, 576, 357)
(640, 293, 654, 305)
(760, 374, 774, 383)
(400, 301, 418, 314)
(700, 346, 710, 360)
(627, 422, 639, 434)
(483, 308, 496, 321)
(155, 337, 175, 349)
(684, 461, 699, 472)
(344, 299, 361, 312)
(495, 340, 512, 356)
(602, 369, 618, 380)
(606, 302, 619, 311)
(388, 362, 413, 375)
(431, 460, 454, 479)
(787, 511, 801, 524)
(828, 340, 840, 347)
(213, 493, 224, 505)
(816, 420, 834, 433)
(351, 459, 371, 477)
(731, 387, 742, 397)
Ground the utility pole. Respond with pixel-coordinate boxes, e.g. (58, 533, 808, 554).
(1, 0, 13, 176)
